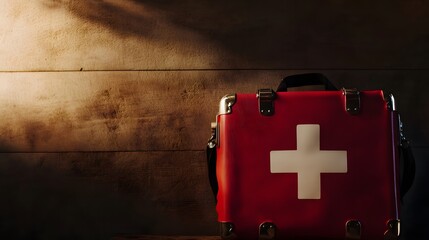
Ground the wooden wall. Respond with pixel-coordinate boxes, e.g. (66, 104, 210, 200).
(0, 1, 428, 239)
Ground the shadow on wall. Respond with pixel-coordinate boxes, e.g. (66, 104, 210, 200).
(42, 0, 157, 37)
(0, 152, 146, 239)
(41, 0, 429, 68)
(0, 150, 216, 239)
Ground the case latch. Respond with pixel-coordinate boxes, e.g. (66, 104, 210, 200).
(257, 89, 276, 116)
(343, 88, 360, 115)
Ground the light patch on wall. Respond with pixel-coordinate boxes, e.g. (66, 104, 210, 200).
(0, 77, 44, 105)
(0, 0, 226, 71)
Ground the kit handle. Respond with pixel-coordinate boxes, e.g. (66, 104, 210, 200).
(277, 73, 338, 92)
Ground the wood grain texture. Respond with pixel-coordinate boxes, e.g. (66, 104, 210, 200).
(1, 0, 429, 70)
(0, 151, 218, 238)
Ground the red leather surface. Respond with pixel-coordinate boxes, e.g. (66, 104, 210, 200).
(216, 90, 399, 239)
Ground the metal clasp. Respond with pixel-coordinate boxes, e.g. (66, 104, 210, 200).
(343, 88, 360, 115)
(257, 89, 276, 116)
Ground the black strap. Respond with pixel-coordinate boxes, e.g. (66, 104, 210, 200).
(207, 145, 218, 200)
(277, 73, 337, 92)
(399, 139, 415, 200)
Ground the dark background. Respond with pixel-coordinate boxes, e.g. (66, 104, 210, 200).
(0, 1, 428, 239)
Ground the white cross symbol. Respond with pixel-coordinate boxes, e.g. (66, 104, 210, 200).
(270, 124, 347, 199)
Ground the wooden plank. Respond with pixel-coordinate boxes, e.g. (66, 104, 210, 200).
(0, 151, 218, 237)
(1, 1, 429, 70)
(0, 70, 428, 152)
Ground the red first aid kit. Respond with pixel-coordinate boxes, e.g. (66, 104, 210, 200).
(206, 74, 414, 240)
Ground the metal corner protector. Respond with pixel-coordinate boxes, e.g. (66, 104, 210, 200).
(219, 94, 237, 115)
